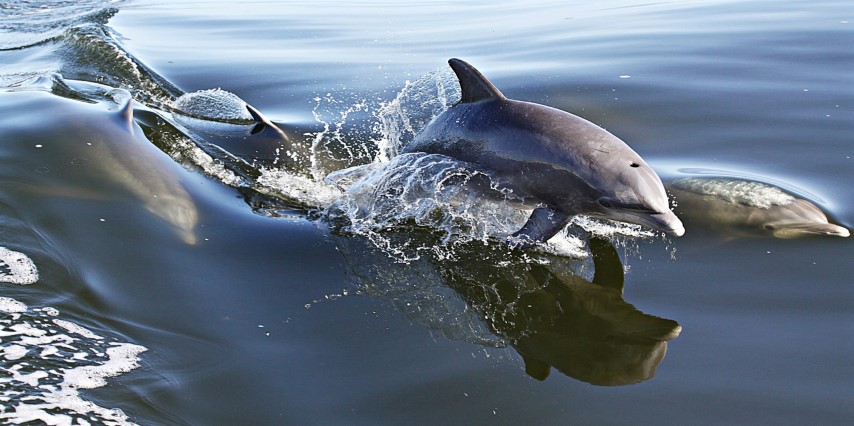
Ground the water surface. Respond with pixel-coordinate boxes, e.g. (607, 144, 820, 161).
(1, 0, 852, 424)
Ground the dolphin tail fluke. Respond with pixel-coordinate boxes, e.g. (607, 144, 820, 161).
(448, 58, 506, 104)
(512, 207, 571, 246)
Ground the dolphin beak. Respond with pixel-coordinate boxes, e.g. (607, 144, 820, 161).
(771, 223, 850, 238)
(603, 209, 685, 236)
(652, 211, 685, 237)
(636, 211, 685, 237)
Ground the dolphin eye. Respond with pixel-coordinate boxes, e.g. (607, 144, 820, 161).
(599, 199, 613, 208)
(630, 162, 639, 168)
(764, 225, 775, 230)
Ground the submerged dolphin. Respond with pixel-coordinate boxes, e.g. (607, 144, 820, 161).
(0, 90, 198, 244)
(404, 59, 684, 243)
(667, 177, 849, 238)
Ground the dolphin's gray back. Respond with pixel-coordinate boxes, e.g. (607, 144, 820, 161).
(405, 98, 646, 212)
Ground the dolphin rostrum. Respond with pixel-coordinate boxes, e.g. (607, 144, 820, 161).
(404, 59, 684, 244)
(667, 177, 849, 238)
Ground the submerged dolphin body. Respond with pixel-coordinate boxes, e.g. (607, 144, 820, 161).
(404, 59, 684, 243)
(667, 177, 849, 238)
(0, 90, 198, 244)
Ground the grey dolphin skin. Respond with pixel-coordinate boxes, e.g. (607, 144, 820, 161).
(404, 59, 684, 243)
(667, 177, 849, 238)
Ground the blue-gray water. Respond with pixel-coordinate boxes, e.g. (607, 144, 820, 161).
(1, 1, 852, 424)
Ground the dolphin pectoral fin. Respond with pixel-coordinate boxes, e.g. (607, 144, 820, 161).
(521, 354, 551, 381)
(448, 58, 506, 104)
(512, 207, 572, 246)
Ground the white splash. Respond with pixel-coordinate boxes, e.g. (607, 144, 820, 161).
(256, 167, 343, 211)
(0, 249, 147, 425)
(173, 88, 253, 122)
(372, 65, 460, 162)
(0, 247, 39, 285)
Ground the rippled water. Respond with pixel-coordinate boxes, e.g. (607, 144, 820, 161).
(1, 0, 852, 424)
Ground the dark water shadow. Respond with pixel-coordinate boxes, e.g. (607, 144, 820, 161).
(332, 230, 682, 386)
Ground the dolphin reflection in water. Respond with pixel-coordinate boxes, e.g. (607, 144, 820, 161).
(0, 90, 198, 244)
(666, 177, 849, 239)
(333, 231, 682, 386)
(437, 238, 681, 384)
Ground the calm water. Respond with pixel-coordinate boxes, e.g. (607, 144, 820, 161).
(1, 0, 853, 424)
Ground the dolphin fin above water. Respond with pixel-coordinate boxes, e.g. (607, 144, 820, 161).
(246, 103, 289, 141)
(118, 98, 135, 133)
(449, 58, 506, 103)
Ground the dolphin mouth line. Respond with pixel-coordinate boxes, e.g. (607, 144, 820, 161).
(771, 223, 850, 238)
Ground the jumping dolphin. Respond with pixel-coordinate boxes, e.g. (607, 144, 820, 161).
(404, 59, 684, 244)
(0, 90, 198, 244)
(667, 177, 849, 238)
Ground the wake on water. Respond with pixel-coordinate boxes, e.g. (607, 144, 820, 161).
(4, 0, 656, 259)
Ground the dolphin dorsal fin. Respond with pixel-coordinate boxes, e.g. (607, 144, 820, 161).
(448, 58, 505, 104)
(118, 99, 135, 133)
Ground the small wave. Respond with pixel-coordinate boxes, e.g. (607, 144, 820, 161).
(58, 22, 182, 107)
(0, 1, 123, 51)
